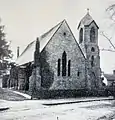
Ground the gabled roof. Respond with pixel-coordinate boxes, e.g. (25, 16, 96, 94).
(16, 19, 86, 66)
(64, 20, 86, 60)
(39, 20, 63, 52)
(15, 20, 63, 66)
(78, 13, 99, 29)
(104, 74, 115, 81)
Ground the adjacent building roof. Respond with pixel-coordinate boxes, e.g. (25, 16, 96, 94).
(15, 20, 63, 66)
(104, 74, 115, 81)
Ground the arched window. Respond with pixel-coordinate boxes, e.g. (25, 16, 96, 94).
(90, 27, 95, 42)
(91, 47, 95, 52)
(62, 51, 67, 76)
(57, 59, 61, 76)
(77, 71, 80, 77)
(91, 56, 94, 67)
(68, 60, 71, 76)
(79, 28, 83, 43)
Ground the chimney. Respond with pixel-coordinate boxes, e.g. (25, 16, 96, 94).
(113, 70, 115, 75)
(17, 46, 20, 58)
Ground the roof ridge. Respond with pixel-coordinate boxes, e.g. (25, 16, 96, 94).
(40, 20, 64, 39)
(64, 20, 86, 59)
(82, 13, 93, 20)
(17, 40, 35, 59)
(39, 20, 64, 52)
(104, 73, 115, 75)
(15, 19, 67, 65)
(77, 13, 93, 29)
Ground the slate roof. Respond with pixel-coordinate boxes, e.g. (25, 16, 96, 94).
(16, 19, 86, 66)
(78, 13, 99, 29)
(16, 20, 63, 66)
(104, 74, 115, 81)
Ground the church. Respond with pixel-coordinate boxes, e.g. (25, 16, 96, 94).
(9, 11, 102, 98)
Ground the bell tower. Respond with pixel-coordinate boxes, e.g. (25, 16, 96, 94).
(78, 9, 101, 89)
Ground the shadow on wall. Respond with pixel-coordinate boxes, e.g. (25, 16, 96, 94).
(0, 77, 2, 87)
(40, 49, 54, 89)
(39, 89, 109, 99)
(25, 63, 33, 91)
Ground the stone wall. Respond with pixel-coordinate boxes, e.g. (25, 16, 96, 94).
(79, 21, 102, 89)
(40, 21, 86, 90)
(7, 66, 18, 89)
(84, 22, 101, 89)
(2, 75, 9, 88)
(18, 67, 26, 90)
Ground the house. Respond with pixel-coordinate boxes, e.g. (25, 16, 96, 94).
(102, 70, 115, 87)
(9, 11, 102, 98)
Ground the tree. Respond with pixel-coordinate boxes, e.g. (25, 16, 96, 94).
(0, 20, 12, 72)
(100, 31, 115, 52)
(106, 4, 115, 23)
(99, 4, 115, 52)
(100, 4, 115, 98)
(0, 25, 12, 59)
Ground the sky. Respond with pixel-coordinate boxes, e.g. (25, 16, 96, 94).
(0, 0, 115, 73)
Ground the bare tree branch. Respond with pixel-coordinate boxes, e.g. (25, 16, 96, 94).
(106, 4, 115, 11)
(99, 4, 115, 53)
(100, 31, 115, 50)
(100, 48, 115, 52)
(106, 4, 115, 24)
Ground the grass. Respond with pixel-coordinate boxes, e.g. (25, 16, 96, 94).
(0, 87, 28, 101)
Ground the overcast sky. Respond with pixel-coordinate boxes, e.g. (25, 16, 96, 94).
(0, 0, 115, 73)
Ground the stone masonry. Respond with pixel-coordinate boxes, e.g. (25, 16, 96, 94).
(14, 12, 102, 98)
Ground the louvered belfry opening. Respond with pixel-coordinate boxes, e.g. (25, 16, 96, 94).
(90, 27, 95, 42)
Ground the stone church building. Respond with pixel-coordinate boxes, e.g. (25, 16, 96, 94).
(9, 12, 102, 98)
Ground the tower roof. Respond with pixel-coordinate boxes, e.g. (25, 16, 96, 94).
(78, 10, 99, 29)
